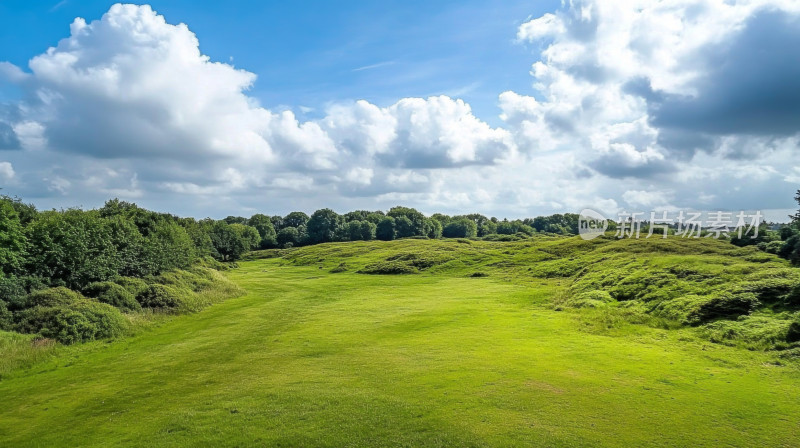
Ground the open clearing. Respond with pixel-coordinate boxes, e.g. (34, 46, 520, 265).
(1, 240, 800, 447)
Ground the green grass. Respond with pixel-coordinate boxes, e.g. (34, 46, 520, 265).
(1, 238, 800, 446)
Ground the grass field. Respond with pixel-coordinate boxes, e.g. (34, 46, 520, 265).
(2, 239, 800, 447)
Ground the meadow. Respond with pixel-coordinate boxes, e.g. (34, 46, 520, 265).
(1, 237, 800, 447)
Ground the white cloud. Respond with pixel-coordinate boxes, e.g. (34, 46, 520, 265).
(0, 2, 798, 218)
(0, 162, 15, 182)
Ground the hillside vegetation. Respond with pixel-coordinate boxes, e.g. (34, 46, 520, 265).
(251, 236, 800, 351)
(2, 237, 800, 447)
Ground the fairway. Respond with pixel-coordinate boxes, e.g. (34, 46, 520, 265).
(1, 256, 799, 447)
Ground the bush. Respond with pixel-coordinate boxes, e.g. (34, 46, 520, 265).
(330, 263, 348, 273)
(358, 261, 418, 275)
(155, 267, 218, 293)
(136, 284, 184, 309)
(653, 293, 759, 325)
(0, 301, 12, 331)
(703, 316, 793, 349)
(0, 275, 47, 311)
(25, 287, 85, 308)
(113, 277, 149, 296)
(14, 300, 126, 344)
(567, 290, 615, 308)
(787, 318, 800, 343)
(84, 281, 141, 312)
(786, 283, 800, 307)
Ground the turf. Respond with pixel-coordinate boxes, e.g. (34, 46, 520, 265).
(1, 239, 800, 446)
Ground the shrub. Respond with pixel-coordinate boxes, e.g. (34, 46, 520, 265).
(653, 293, 759, 325)
(358, 261, 418, 275)
(83, 281, 141, 312)
(330, 263, 348, 273)
(786, 283, 800, 307)
(567, 290, 615, 308)
(702, 316, 793, 349)
(0, 275, 47, 311)
(787, 318, 800, 343)
(14, 300, 126, 344)
(136, 285, 184, 309)
(736, 277, 796, 303)
(0, 301, 12, 331)
(155, 269, 212, 292)
(113, 277, 149, 296)
(25, 287, 85, 308)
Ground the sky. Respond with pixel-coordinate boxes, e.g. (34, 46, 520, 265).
(0, 0, 798, 220)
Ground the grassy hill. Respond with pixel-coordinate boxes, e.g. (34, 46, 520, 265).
(1, 236, 800, 446)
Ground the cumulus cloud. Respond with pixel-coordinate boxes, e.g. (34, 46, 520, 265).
(0, 161, 15, 182)
(0, 2, 798, 218)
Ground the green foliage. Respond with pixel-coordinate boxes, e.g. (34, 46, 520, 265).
(358, 261, 418, 275)
(25, 287, 85, 308)
(277, 226, 300, 247)
(209, 221, 249, 261)
(230, 223, 260, 252)
(703, 316, 794, 349)
(652, 293, 759, 325)
(14, 300, 126, 344)
(442, 218, 478, 238)
(787, 317, 800, 343)
(283, 211, 309, 229)
(25, 210, 121, 289)
(394, 216, 415, 238)
(424, 218, 442, 239)
(83, 282, 141, 312)
(306, 209, 343, 244)
(0, 275, 46, 311)
(387, 206, 425, 237)
(376, 216, 396, 241)
(248, 214, 277, 248)
(359, 220, 377, 241)
(568, 290, 615, 308)
(0, 199, 27, 275)
(144, 220, 196, 274)
(0, 301, 11, 331)
(136, 284, 184, 309)
(113, 277, 149, 297)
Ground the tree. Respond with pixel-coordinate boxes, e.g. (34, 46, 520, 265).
(307, 209, 342, 244)
(1, 195, 37, 225)
(359, 221, 377, 241)
(0, 199, 26, 275)
(792, 190, 800, 223)
(208, 221, 248, 261)
(277, 227, 300, 247)
(478, 220, 497, 236)
(442, 218, 478, 238)
(283, 211, 309, 229)
(376, 216, 396, 241)
(387, 206, 425, 236)
(248, 214, 278, 249)
(345, 221, 365, 241)
(424, 218, 442, 239)
(224, 216, 248, 225)
(394, 216, 416, 238)
(105, 215, 148, 277)
(230, 223, 260, 252)
(25, 210, 120, 289)
(270, 215, 284, 230)
(145, 221, 196, 273)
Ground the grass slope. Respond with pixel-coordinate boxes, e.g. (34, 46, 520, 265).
(1, 238, 799, 446)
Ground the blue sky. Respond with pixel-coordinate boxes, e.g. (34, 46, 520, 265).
(0, 1, 798, 219)
(0, 0, 558, 124)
